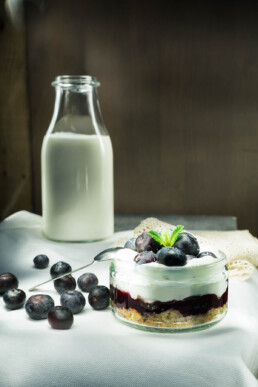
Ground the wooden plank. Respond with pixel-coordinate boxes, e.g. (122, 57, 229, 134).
(115, 214, 238, 232)
(25, 0, 86, 214)
(25, 1, 258, 235)
(0, 1, 32, 219)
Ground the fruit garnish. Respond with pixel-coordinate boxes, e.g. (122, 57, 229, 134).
(0, 273, 19, 294)
(33, 254, 49, 269)
(48, 306, 74, 330)
(135, 231, 162, 253)
(3, 289, 26, 310)
(25, 294, 55, 320)
(60, 290, 86, 314)
(134, 251, 157, 265)
(88, 286, 110, 310)
(148, 225, 184, 248)
(124, 237, 137, 251)
(50, 261, 72, 279)
(174, 232, 200, 256)
(54, 274, 76, 294)
(157, 247, 187, 266)
(77, 273, 98, 292)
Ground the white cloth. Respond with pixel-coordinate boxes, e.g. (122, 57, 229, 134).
(0, 211, 258, 387)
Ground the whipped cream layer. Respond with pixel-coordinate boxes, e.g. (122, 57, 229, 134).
(111, 248, 228, 303)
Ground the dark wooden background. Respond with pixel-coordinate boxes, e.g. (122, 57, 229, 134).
(1, 0, 258, 235)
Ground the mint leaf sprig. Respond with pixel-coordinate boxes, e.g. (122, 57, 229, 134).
(148, 225, 184, 247)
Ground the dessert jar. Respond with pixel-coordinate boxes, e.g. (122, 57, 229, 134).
(110, 252, 228, 332)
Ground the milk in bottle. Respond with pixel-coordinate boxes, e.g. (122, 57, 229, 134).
(41, 76, 114, 241)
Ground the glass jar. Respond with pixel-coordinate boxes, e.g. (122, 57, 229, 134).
(41, 75, 114, 241)
(110, 252, 228, 332)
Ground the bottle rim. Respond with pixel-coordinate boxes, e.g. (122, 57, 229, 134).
(51, 75, 100, 89)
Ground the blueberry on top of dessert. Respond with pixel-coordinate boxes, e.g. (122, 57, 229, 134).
(173, 232, 200, 256)
(124, 237, 137, 251)
(134, 251, 157, 265)
(123, 226, 221, 268)
(156, 247, 187, 266)
(125, 225, 202, 267)
(135, 231, 162, 253)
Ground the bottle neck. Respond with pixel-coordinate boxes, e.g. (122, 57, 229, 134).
(56, 86, 95, 118)
(48, 82, 107, 136)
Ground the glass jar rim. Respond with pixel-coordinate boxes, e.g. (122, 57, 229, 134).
(114, 249, 227, 271)
(51, 75, 100, 89)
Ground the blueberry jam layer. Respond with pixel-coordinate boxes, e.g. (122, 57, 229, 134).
(110, 285, 228, 317)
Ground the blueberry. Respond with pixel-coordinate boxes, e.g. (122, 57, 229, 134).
(77, 273, 98, 293)
(3, 289, 26, 310)
(33, 254, 49, 269)
(60, 290, 85, 314)
(174, 232, 200, 256)
(157, 247, 187, 266)
(50, 261, 72, 279)
(134, 251, 157, 265)
(25, 294, 55, 320)
(0, 273, 18, 295)
(88, 286, 110, 310)
(197, 251, 217, 258)
(124, 237, 137, 251)
(135, 231, 162, 253)
(54, 275, 76, 294)
(48, 306, 74, 330)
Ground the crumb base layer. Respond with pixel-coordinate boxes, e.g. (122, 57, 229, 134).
(112, 304, 227, 332)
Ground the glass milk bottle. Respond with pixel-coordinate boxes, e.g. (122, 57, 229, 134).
(41, 75, 114, 241)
